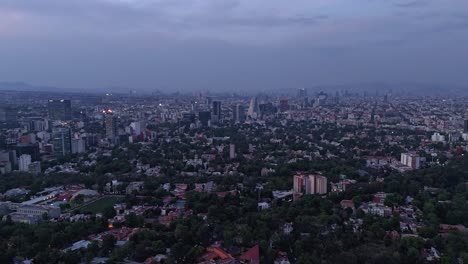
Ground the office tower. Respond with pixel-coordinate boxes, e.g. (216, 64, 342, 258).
(229, 144, 236, 159)
(71, 138, 86, 154)
(198, 111, 211, 127)
(52, 127, 72, 157)
(279, 99, 289, 112)
(464, 120, 468, 133)
(0, 106, 18, 125)
(48, 99, 72, 120)
(247, 97, 260, 119)
(105, 111, 118, 143)
(297, 88, 307, 98)
(19, 154, 32, 172)
(212, 101, 222, 124)
(232, 104, 246, 123)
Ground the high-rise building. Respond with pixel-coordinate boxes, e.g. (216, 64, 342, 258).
(294, 174, 328, 195)
(229, 144, 236, 159)
(48, 99, 72, 120)
(212, 101, 222, 124)
(464, 120, 468, 133)
(232, 104, 246, 123)
(130, 121, 144, 135)
(293, 175, 306, 194)
(71, 138, 86, 154)
(0, 150, 17, 169)
(297, 88, 307, 98)
(0, 106, 18, 125)
(279, 99, 289, 112)
(401, 153, 421, 169)
(105, 111, 118, 143)
(313, 175, 328, 195)
(52, 127, 72, 158)
(247, 97, 260, 119)
(19, 154, 32, 172)
(198, 111, 211, 127)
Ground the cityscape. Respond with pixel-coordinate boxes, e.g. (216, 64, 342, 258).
(0, 89, 467, 263)
(1, 0, 468, 263)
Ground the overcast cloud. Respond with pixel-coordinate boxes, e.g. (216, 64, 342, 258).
(0, 0, 467, 92)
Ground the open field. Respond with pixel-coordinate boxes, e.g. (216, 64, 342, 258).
(78, 196, 123, 214)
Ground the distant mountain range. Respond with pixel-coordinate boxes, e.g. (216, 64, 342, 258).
(0, 81, 466, 96)
(0, 81, 132, 94)
(0, 81, 62, 92)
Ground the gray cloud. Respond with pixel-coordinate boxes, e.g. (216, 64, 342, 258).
(0, 0, 468, 91)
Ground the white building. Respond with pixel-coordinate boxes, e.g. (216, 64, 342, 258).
(401, 152, 421, 169)
(130, 121, 142, 135)
(71, 138, 86, 154)
(19, 154, 32, 172)
(431, 132, 445, 142)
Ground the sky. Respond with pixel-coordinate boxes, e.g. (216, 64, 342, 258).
(0, 0, 468, 92)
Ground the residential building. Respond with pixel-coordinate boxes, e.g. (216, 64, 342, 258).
(71, 138, 86, 154)
(401, 152, 421, 169)
(19, 154, 31, 172)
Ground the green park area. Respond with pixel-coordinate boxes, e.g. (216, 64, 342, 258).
(78, 196, 123, 214)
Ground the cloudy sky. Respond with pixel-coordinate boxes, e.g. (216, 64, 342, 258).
(0, 0, 467, 92)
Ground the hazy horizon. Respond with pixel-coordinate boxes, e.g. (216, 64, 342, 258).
(1, 0, 468, 92)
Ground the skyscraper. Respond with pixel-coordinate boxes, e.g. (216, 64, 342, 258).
(52, 127, 72, 158)
(0, 106, 18, 125)
(105, 111, 118, 143)
(232, 104, 246, 123)
(48, 99, 72, 120)
(212, 101, 222, 124)
(297, 88, 307, 98)
(464, 120, 468, 133)
(247, 97, 259, 119)
(198, 111, 211, 127)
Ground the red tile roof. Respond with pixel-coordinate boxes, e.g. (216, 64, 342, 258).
(239, 245, 260, 264)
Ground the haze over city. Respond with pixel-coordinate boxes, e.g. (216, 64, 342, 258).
(1, 1, 468, 264)
(1, 0, 468, 92)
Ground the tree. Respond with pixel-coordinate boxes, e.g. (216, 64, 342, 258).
(101, 234, 116, 255)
